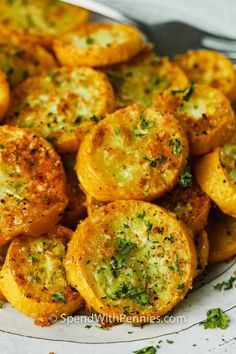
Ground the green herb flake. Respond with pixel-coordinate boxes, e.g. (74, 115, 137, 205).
(214, 276, 236, 291)
(90, 115, 99, 123)
(179, 166, 192, 188)
(168, 138, 183, 155)
(51, 292, 66, 303)
(114, 283, 149, 306)
(133, 346, 156, 354)
(177, 283, 185, 291)
(166, 234, 174, 243)
(201, 308, 229, 330)
(140, 114, 154, 129)
(28, 255, 38, 263)
(172, 83, 195, 102)
(166, 339, 174, 344)
(84, 325, 92, 329)
(137, 210, 146, 219)
(0, 302, 3, 309)
(74, 115, 83, 125)
(0, 144, 5, 150)
(86, 36, 94, 44)
(114, 127, 120, 135)
(110, 238, 136, 277)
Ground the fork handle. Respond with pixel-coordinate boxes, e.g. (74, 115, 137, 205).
(59, 0, 153, 39)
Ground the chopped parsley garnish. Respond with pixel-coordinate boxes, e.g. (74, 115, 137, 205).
(0, 144, 5, 150)
(169, 255, 180, 273)
(214, 276, 236, 291)
(114, 127, 120, 135)
(137, 210, 146, 220)
(0, 302, 3, 309)
(166, 339, 174, 344)
(177, 283, 185, 291)
(123, 305, 130, 314)
(168, 138, 183, 155)
(47, 70, 54, 78)
(159, 155, 167, 163)
(51, 292, 66, 303)
(114, 283, 150, 306)
(84, 325, 92, 329)
(172, 83, 195, 102)
(110, 238, 136, 277)
(140, 114, 154, 129)
(90, 115, 99, 123)
(133, 346, 156, 354)
(201, 308, 229, 329)
(45, 136, 57, 147)
(146, 221, 153, 233)
(74, 115, 83, 125)
(22, 69, 29, 80)
(28, 255, 38, 263)
(166, 234, 174, 243)
(179, 166, 192, 188)
(86, 36, 94, 44)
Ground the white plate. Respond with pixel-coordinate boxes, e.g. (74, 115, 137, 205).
(1, 257, 236, 353)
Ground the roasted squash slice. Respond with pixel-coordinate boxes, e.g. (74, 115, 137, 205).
(0, 125, 68, 245)
(0, 226, 83, 325)
(104, 46, 188, 108)
(195, 144, 236, 218)
(61, 154, 86, 230)
(174, 50, 236, 100)
(6, 67, 115, 153)
(0, 41, 57, 88)
(207, 206, 236, 263)
(0, 0, 89, 47)
(155, 84, 235, 155)
(65, 201, 197, 322)
(0, 70, 10, 121)
(77, 105, 189, 202)
(195, 230, 209, 276)
(158, 177, 211, 236)
(53, 23, 144, 67)
(0, 244, 8, 301)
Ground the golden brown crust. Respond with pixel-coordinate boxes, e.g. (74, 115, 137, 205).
(77, 105, 189, 202)
(53, 23, 144, 67)
(158, 178, 211, 236)
(174, 50, 236, 100)
(0, 0, 89, 47)
(0, 70, 10, 121)
(61, 154, 87, 229)
(86, 194, 106, 217)
(0, 125, 68, 244)
(6, 67, 115, 153)
(155, 84, 236, 156)
(0, 226, 83, 324)
(194, 230, 209, 276)
(65, 201, 197, 322)
(104, 47, 188, 108)
(0, 41, 57, 88)
(195, 146, 236, 218)
(207, 207, 236, 263)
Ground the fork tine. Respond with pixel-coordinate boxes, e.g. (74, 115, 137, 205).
(201, 36, 236, 52)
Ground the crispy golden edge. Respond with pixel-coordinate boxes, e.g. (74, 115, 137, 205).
(6, 68, 116, 154)
(65, 201, 197, 321)
(207, 207, 236, 264)
(0, 126, 68, 244)
(0, 226, 83, 325)
(155, 84, 236, 156)
(195, 147, 236, 218)
(0, 71, 10, 121)
(158, 179, 211, 236)
(53, 23, 144, 67)
(194, 230, 209, 276)
(0, 6, 89, 48)
(174, 50, 236, 100)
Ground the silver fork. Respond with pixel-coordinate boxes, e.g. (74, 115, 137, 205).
(60, 0, 236, 64)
